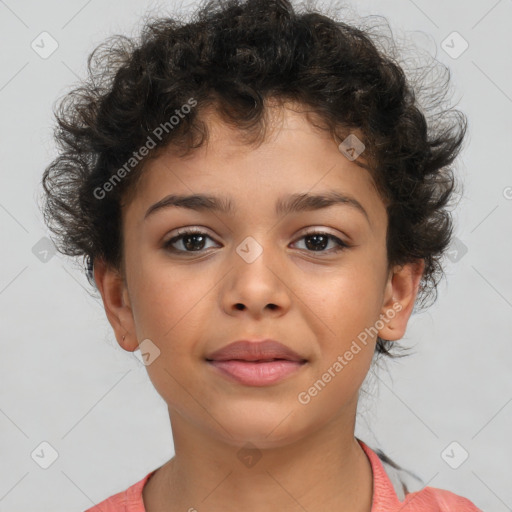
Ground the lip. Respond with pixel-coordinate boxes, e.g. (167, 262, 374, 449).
(205, 339, 307, 387)
(206, 339, 306, 362)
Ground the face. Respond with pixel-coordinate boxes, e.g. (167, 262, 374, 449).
(96, 103, 422, 449)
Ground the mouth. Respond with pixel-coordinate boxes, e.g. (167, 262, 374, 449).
(206, 359, 307, 386)
(205, 339, 308, 386)
(205, 339, 307, 363)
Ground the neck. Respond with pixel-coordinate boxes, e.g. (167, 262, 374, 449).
(143, 407, 373, 512)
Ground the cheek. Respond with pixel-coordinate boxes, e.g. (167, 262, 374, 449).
(301, 263, 385, 396)
(127, 264, 209, 407)
(309, 264, 385, 336)
(127, 245, 205, 330)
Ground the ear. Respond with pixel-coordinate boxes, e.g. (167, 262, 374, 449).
(377, 259, 425, 341)
(93, 258, 139, 352)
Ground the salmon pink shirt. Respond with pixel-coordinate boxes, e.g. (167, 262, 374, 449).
(84, 439, 483, 511)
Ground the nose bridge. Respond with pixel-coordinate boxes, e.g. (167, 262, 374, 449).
(235, 234, 266, 266)
(233, 233, 283, 288)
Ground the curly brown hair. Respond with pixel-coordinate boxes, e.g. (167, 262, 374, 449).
(40, 0, 467, 357)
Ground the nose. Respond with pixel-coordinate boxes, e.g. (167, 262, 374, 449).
(221, 241, 292, 318)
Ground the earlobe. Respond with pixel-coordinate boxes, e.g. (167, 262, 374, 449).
(377, 259, 425, 341)
(93, 258, 139, 352)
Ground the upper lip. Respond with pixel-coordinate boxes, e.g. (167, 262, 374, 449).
(206, 339, 307, 362)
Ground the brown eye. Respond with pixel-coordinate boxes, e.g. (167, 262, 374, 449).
(163, 230, 218, 253)
(291, 231, 348, 254)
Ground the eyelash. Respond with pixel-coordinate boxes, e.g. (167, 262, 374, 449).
(163, 228, 349, 255)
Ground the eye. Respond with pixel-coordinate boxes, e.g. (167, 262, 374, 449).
(163, 229, 219, 253)
(291, 230, 349, 254)
(162, 228, 349, 255)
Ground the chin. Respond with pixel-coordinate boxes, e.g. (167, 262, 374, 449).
(211, 408, 313, 449)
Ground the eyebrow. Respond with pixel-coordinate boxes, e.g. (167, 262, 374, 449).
(144, 191, 370, 224)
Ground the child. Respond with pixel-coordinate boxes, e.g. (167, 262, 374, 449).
(41, 0, 482, 510)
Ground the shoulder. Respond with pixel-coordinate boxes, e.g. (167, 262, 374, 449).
(357, 439, 483, 512)
(401, 486, 484, 512)
(84, 492, 124, 512)
(83, 470, 156, 512)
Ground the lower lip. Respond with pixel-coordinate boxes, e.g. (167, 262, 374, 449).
(207, 359, 306, 386)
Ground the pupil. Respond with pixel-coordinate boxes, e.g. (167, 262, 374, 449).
(305, 234, 327, 251)
(184, 234, 205, 251)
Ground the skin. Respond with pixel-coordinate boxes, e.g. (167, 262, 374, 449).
(94, 101, 424, 512)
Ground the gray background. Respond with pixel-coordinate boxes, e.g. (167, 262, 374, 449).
(1, 0, 511, 510)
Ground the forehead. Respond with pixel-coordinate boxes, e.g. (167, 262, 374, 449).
(123, 104, 386, 232)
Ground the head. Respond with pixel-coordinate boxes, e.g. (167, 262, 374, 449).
(41, 0, 466, 448)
